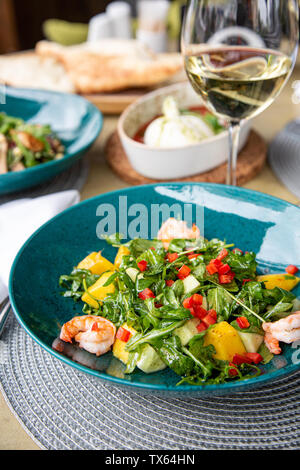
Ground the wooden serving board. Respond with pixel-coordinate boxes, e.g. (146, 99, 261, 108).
(3, 51, 186, 115)
(84, 77, 187, 114)
(84, 89, 153, 115)
(105, 130, 267, 185)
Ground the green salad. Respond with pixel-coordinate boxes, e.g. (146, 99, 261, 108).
(0, 113, 64, 173)
(57, 221, 300, 386)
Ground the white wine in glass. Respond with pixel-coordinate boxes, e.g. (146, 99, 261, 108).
(182, 0, 299, 185)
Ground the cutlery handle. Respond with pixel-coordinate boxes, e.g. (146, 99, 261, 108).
(0, 297, 10, 338)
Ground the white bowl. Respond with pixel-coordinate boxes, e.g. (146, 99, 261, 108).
(118, 82, 251, 180)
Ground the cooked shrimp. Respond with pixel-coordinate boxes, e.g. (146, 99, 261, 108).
(157, 218, 200, 249)
(60, 315, 116, 357)
(263, 311, 300, 355)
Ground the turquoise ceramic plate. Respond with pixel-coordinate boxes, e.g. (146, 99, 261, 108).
(9, 184, 300, 395)
(0, 87, 102, 195)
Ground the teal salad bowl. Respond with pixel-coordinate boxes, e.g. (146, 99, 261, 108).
(9, 184, 300, 395)
(0, 87, 102, 195)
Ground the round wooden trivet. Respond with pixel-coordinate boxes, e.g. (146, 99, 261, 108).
(105, 130, 267, 186)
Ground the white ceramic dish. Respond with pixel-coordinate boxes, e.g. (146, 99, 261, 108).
(118, 82, 251, 180)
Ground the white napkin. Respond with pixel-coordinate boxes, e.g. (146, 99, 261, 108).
(0, 190, 80, 302)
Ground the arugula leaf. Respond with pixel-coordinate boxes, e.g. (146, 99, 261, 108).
(129, 238, 164, 258)
(225, 250, 257, 282)
(126, 320, 186, 351)
(192, 263, 206, 280)
(207, 287, 232, 321)
(59, 269, 100, 301)
(102, 272, 119, 287)
(125, 350, 140, 374)
(136, 274, 160, 292)
(171, 279, 185, 298)
(168, 239, 187, 253)
(264, 300, 293, 321)
(154, 336, 194, 376)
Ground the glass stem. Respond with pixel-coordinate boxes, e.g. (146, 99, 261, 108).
(227, 121, 241, 186)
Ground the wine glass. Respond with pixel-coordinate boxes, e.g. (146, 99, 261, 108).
(181, 0, 299, 185)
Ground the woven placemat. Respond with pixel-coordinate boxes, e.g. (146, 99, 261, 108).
(269, 120, 300, 200)
(105, 130, 267, 186)
(0, 159, 89, 205)
(1, 312, 300, 450)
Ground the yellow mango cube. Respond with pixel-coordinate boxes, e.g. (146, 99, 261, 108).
(82, 271, 115, 308)
(204, 321, 246, 362)
(113, 323, 137, 364)
(257, 274, 299, 291)
(77, 251, 114, 275)
(114, 246, 131, 269)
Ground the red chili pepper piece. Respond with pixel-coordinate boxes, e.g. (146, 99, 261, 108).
(236, 316, 250, 329)
(232, 354, 252, 365)
(138, 288, 155, 300)
(189, 307, 196, 317)
(217, 249, 229, 261)
(233, 248, 243, 254)
(203, 311, 217, 327)
(206, 263, 218, 275)
(137, 260, 148, 272)
(183, 296, 193, 309)
(242, 279, 252, 285)
(219, 272, 235, 284)
(218, 263, 231, 275)
(228, 363, 239, 376)
(214, 258, 223, 267)
(245, 353, 263, 364)
(91, 322, 100, 332)
(155, 303, 163, 309)
(177, 265, 191, 280)
(183, 294, 206, 317)
(194, 305, 208, 319)
(167, 253, 178, 263)
(192, 294, 203, 305)
(207, 309, 217, 320)
(165, 279, 175, 287)
(209, 258, 222, 268)
(116, 327, 131, 342)
(197, 322, 208, 332)
(286, 265, 299, 275)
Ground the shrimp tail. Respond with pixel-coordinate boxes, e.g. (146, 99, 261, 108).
(60, 325, 74, 343)
(264, 332, 281, 355)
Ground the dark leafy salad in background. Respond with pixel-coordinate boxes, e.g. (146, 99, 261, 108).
(57, 221, 300, 387)
(0, 112, 64, 174)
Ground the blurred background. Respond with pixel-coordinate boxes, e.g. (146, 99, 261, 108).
(0, 0, 183, 53)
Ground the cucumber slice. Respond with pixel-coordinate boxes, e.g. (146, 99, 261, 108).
(136, 344, 166, 373)
(238, 331, 264, 353)
(126, 267, 143, 282)
(174, 318, 200, 346)
(183, 274, 200, 294)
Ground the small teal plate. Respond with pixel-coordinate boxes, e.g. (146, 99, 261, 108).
(0, 87, 102, 195)
(9, 184, 300, 395)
